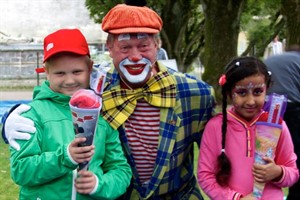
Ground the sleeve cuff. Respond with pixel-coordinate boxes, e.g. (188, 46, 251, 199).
(232, 192, 242, 200)
(1, 103, 21, 143)
(67, 143, 78, 165)
(273, 166, 285, 184)
(89, 174, 99, 195)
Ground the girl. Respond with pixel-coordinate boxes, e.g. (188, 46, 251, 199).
(197, 56, 299, 200)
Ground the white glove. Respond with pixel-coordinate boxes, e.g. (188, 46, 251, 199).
(5, 104, 36, 151)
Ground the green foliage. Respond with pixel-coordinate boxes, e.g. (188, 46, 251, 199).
(240, 0, 284, 57)
(241, 0, 280, 25)
(85, 0, 122, 23)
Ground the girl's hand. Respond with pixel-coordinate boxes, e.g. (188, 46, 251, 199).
(240, 193, 255, 200)
(252, 157, 283, 183)
(75, 170, 97, 194)
(68, 137, 95, 164)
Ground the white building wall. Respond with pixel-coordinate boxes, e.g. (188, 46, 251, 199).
(0, 0, 106, 44)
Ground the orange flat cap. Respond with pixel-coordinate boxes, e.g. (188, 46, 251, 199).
(102, 4, 163, 34)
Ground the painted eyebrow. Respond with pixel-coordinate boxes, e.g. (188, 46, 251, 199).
(235, 83, 266, 89)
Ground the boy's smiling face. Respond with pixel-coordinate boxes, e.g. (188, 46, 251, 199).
(45, 54, 92, 96)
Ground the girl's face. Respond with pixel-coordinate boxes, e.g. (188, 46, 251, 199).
(230, 74, 267, 121)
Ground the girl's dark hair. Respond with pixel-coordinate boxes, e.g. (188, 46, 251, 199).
(216, 56, 270, 186)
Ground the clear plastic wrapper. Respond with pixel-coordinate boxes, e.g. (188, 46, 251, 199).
(253, 93, 287, 199)
(69, 63, 107, 170)
(70, 89, 101, 171)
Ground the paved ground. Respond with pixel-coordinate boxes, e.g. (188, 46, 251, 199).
(0, 90, 33, 100)
(0, 78, 45, 101)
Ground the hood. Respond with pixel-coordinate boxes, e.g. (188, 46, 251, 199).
(225, 106, 263, 127)
(33, 81, 71, 106)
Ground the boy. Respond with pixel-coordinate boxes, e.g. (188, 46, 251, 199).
(9, 28, 131, 200)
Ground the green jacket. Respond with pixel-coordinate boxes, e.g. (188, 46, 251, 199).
(10, 81, 132, 200)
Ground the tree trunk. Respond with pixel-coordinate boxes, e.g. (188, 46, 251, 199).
(160, 0, 205, 73)
(281, 0, 300, 47)
(201, 0, 245, 102)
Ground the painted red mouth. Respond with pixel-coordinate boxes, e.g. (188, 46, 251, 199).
(124, 64, 146, 75)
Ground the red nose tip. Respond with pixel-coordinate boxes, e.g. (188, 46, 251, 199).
(131, 57, 140, 62)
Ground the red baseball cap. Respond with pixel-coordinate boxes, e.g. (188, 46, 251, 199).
(43, 28, 90, 62)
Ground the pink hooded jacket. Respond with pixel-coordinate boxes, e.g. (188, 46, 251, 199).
(197, 108, 299, 200)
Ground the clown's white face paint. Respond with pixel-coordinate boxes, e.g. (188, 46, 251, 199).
(118, 57, 153, 84)
(118, 33, 131, 41)
(231, 74, 267, 121)
(118, 33, 149, 41)
(108, 33, 158, 88)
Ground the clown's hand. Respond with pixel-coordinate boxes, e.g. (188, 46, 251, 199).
(4, 104, 36, 150)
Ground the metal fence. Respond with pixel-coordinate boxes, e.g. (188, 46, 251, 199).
(0, 43, 106, 80)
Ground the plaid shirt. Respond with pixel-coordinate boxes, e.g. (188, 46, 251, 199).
(101, 62, 215, 199)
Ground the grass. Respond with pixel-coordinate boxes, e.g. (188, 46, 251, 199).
(194, 145, 210, 200)
(0, 86, 34, 91)
(0, 125, 19, 199)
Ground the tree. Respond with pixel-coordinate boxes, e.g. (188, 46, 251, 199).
(85, 0, 122, 23)
(157, 0, 205, 72)
(200, 0, 245, 100)
(240, 0, 284, 57)
(240, 0, 300, 57)
(281, 0, 300, 46)
(201, 0, 299, 99)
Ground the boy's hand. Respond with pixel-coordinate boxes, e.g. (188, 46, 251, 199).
(68, 137, 95, 164)
(75, 170, 97, 194)
(253, 157, 283, 183)
(5, 104, 36, 150)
